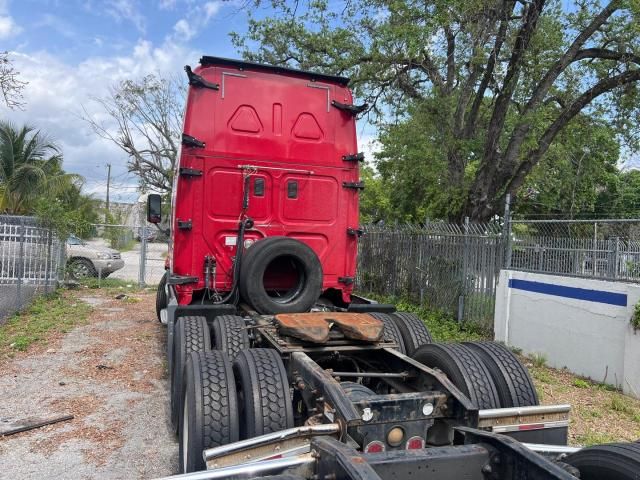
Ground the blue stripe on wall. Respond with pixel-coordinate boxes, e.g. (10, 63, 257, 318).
(508, 279, 627, 307)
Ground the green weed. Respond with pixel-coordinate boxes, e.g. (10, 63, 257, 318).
(0, 291, 92, 355)
(576, 432, 618, 446)
(573, 379, 591, 389)
(361, 294, 489, 343)
(531, 352, 547, 368)
(610, 395, 636, 416)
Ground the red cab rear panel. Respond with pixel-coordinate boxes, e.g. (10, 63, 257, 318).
(171, 57, 360, 305)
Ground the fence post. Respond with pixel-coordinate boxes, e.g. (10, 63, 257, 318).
(593, 222, 598, 278)
(16, 220, 25, 311)
(458, 217, 470, 323)
(503, 194, 512, 269)
(44, 228, 53, 294)
(612, 237, 620, 279)
(59, 240, 66, 283)
(139, 226, 147, 288)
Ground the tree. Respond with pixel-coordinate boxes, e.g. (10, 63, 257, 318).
(82, 75, 184, 195)
(234, 0, 640, 221)
(0, 122, 82, 214)
(0, 51, 26, 110)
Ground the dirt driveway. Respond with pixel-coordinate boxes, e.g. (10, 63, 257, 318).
(0, 290, 177, 479)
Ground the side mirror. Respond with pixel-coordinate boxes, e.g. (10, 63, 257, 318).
(147, 194, 162, 224)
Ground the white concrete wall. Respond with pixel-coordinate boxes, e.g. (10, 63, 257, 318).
(494, 270, 640, 398)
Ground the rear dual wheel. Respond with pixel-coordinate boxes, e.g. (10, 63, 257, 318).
(233, 348, 294, 439)
(390, 312, 433, 355)
(565, 442, 640, 480)
(212, 315, 250, 360)
(171, 316, 211, 434)
(180, 350, 239, 473)
(368, 312, 407, 354)
(464, 341, 538, 407)
(412, 343, 500, 409)
(180, 347, 293, 473)
(412, 342, 538, 409)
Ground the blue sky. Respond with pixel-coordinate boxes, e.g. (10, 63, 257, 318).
(1, 0, 347, 202)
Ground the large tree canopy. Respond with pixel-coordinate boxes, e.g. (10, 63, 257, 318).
(234, 0, 640, 221)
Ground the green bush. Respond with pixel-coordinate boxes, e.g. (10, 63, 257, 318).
(362, 294, 489, 342)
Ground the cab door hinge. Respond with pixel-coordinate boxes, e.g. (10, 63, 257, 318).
(179, 167, 203, 177)
(342, 181, 365, 190)
(342, 152, 365, 162)
(347, 227, 364, 237)
(331, 100, 368, 115)
(338, 276, 355, 285)
(182, 133, 205, 149)
(177, 219, 192, 230)
(184, 65, 219, 90)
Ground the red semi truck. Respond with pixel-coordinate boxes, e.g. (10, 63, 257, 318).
(149, 57, 640, 479)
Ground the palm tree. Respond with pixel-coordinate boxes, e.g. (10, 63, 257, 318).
(0, 122, 82, 214)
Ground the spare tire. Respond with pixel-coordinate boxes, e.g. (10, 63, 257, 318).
(239, 237, 322, 314)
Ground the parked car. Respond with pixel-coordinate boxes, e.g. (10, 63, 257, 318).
(66, 235, 124, 280)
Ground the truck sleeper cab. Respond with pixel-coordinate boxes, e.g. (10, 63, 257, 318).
(149, 57, 640, 480)
(169, 57, 362, 314)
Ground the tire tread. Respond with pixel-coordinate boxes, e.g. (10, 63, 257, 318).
(464, 341, 538, 407)
(212, 315, 250, 359)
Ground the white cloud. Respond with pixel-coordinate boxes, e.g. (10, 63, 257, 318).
(204, 1, 222, 22)
(159, 0, 177, 10)
(173, 18, 193, 41)
(0, 15, 21, 38)
(105, 0, 146, 34)
(1, 39, 200, 202)
(169, 1, 222, 43)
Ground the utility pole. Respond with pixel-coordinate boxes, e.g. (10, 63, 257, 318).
(105, 163, 111, 223)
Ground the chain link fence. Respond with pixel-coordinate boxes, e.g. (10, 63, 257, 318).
(357, 217, 640, 330)
(0, 215, 65, 324)
(509, 219, 640, 282)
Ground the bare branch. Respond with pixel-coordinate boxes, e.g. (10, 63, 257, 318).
(0, 52, 27, 110)
(506, 68, 640, 197)
(80, 75, 184, 194)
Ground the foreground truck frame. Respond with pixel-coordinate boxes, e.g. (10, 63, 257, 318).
(149, 57, 640, 480)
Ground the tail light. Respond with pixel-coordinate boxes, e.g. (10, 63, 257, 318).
(406, 436, 425, 450)
(364, 441, 386, 453)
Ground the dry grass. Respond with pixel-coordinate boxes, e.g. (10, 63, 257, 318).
(524, 357, 640, 446)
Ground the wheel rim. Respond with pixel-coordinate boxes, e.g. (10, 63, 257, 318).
(262, 255, 306, 303)
(71, 262, 91, 279)
(182, 398, 189, 472)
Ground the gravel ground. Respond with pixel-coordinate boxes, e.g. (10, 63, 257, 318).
(0, 290, 177, 479)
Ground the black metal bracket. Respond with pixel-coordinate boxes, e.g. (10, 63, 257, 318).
(177, 219, 192, 230)
(167, 275, 199, 285)
(184, 65, 219, 90)
(347, 227, 364, 237)
(182, 133, 205, 149)
(331, 100, 368, 115)
(338, 276, 355, 285)
(343, 181, 365, 190)
(342, 152, 365, 162)
(179, 167, 203, 177)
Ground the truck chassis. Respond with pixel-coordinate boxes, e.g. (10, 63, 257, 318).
(153, 288, 640, 480)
